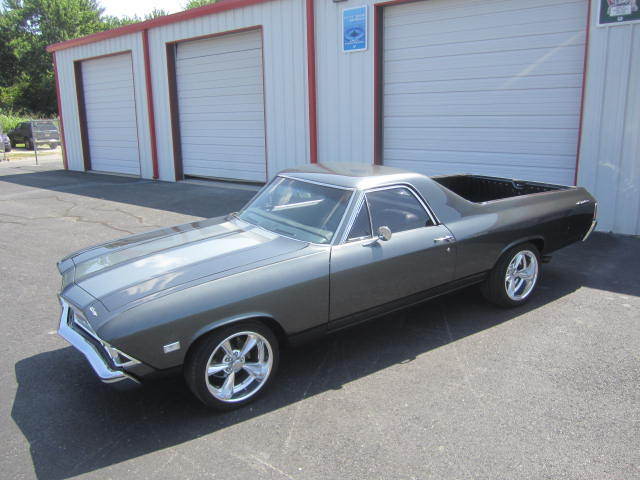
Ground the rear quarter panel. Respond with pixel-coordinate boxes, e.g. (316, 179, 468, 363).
(445, 188, 596, 278)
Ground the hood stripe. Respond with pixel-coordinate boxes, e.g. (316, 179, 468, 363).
(74, 221, 242, 281)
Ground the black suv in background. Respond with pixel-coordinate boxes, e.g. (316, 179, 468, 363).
(8, 120, 60, 150)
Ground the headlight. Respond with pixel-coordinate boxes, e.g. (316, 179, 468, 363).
(71, 309, 140, 368)
(60, 269, 74, 291)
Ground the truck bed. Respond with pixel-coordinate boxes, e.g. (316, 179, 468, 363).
(432, 174, 568, 203)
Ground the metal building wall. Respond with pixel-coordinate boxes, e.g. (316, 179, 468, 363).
(148, 0, 310, 181)
(577, 6, 640, 236)
(314, 0, 375, 165)
(54, 33, 154, 178)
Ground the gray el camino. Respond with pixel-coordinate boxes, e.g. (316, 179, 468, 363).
(57, 163, 597, 409)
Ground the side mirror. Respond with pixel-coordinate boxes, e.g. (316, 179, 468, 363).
(363, 226, 392, 247)
(377, 226, 392, 242)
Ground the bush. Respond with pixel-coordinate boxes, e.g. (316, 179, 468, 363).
(0, 111, 29, 133)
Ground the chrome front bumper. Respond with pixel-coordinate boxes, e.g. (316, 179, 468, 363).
(582, 219, 598, 242)
(58, 300, 139, 384)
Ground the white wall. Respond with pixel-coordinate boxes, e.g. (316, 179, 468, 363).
(148, 0, 310, 181)
(315, 0, 375, 165)
(55, 33, 154, 178)
(577, 2, 640, 235)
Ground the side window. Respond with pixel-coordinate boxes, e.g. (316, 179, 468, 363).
(366, 187, 433, 234)
(346, 202, 372, 242)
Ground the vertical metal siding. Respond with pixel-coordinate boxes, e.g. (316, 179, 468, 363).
(315, 0, 374, 165)
(577, 4, 640, 235)
(148, 0, 309, 181)
(55, 34, 153, 178)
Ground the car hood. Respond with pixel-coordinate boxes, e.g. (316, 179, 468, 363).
(60, 217, 308, 312)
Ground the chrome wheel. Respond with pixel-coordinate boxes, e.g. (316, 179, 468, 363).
(505, 250, 539, 301)
(205, 331, 273, 403)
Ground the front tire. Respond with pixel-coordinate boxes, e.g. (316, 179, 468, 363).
(482, 243, 541, 308)
(184, 321, 279, 410)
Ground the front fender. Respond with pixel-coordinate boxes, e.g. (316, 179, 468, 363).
(97, 247, 331, 370)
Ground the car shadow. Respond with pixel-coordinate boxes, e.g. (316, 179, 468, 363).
(0, 170, 259, 219)
(11, 261, 592, 480)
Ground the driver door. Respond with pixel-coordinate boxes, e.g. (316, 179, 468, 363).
(329, 186, 456, 326)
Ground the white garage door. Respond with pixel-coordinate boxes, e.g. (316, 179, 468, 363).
(176, 30, 266, 182)
(383, 0, 587, 185)
(81, 53, 141, 175)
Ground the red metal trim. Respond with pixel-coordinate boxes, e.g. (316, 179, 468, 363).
(373, 5, 384, 166)
(574, 0, 592, 186)
(260, 28, 270, 181)
(46, 0, 275, 52)
(165, 43, 183, 181)
(306, 0, 318, 164)
(73, 60, 92, 171)
(52, 52, 68, 170)
(142, 30, 160, 180)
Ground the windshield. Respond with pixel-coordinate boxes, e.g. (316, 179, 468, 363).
(239, 177, 352, 244)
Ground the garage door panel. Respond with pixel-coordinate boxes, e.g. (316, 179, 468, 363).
(177, 31, 261, 59)
(82, 78, 137, 91)
(384, 149, 575, 174)
(177, 102, 263, 114)
(181, 140, 265, 153)
(81, 53, 140, 176)
(177, 84, 263, 100)
(177, 74, 262, 92)
(89, 146, 141, 162)
(386, 18, 584, 51)
(176, 29, 266, 181)
(176, 54, 262, 76)
(386, 60, 584, 84)
(386, 31, 585, 62)
(385, 101, 582, 117)
(386, 45, 585, 74)
(384, 0, 582, 27)
(386, 114, 579, 130)
(386, 127, 579, 143)
(386, 3, 583, 38)
(385, 137, 577, 156)
(386, 75, 582, 95)
(178, 93, 263, 108)
(176, 69, 262, 87)
(386, 88, 582, 106)
(181, 136, 265, 147)
(177, 48, 261, 67)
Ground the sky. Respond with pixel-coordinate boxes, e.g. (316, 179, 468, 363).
(100, 0, 182, 18)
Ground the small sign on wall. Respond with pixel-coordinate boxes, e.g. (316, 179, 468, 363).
(343, 5, 368, 52)
(598, 0, 640, 26)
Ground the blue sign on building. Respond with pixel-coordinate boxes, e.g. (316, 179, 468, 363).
(343, 5, 368, 52)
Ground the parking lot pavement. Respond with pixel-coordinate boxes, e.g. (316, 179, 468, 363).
(1, 166, 638, 480)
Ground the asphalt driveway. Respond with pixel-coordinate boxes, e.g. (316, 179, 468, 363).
(1, 161, 638, 480)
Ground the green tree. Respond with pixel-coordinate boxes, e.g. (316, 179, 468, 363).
(0, 0, 108, 114)
(0, 1, 168, 116)
(183, 0, 217, 9)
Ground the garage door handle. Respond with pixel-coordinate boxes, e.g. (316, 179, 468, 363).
(434, 236, 455, 244)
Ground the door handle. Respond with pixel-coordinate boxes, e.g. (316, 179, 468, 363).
(434, 235, 455, 244)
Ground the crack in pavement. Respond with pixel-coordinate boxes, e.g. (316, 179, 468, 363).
(0, 195, 137, 235)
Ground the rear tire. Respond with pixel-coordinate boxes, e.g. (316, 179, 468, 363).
(482, 243, 541, 308)
(184, 321, 279, 410)
(26, 139, 34, 150)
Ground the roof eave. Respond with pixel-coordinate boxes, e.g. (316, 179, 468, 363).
(46, 0, 273, 53)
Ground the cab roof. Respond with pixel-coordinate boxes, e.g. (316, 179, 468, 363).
(279, 163, 427, 190)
